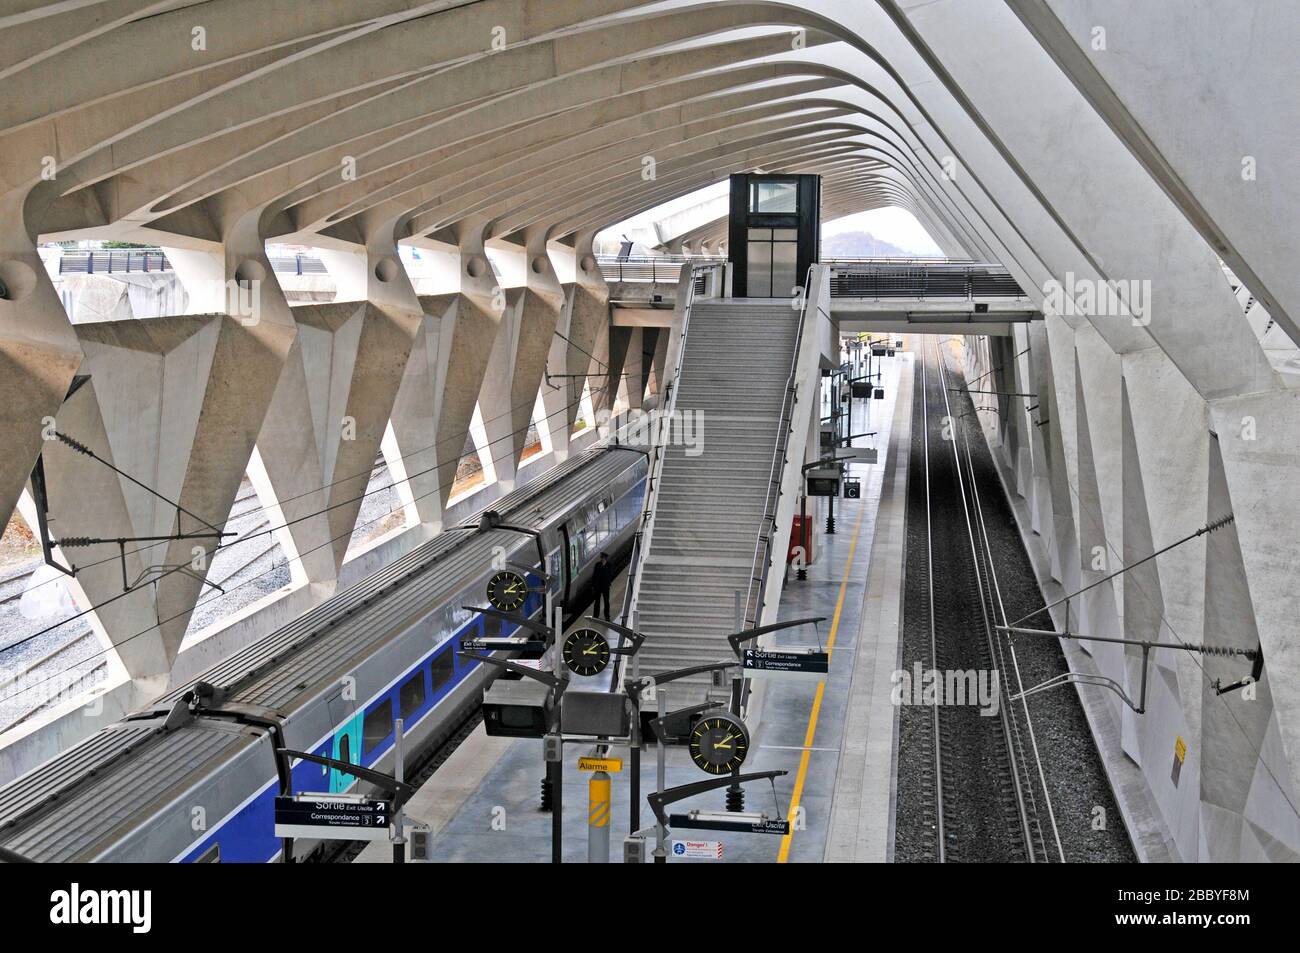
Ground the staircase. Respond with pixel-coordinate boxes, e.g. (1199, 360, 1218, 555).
(633, 299, 800, 705)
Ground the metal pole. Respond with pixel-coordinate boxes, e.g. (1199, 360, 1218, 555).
(392, 718, 406, 864)
(629, 725, 640, 836)
(550, 755, 563, 864)
(588, 770, 611, 862)
(630, 621, 642, 840)
(653, 688, 667, 863)
(797, 491, 808, 580)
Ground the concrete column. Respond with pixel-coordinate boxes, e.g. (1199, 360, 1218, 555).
(603, 326, 634, 419)
(643, 327, 669, 408)
(0, 187, 83, 538)
(30, 205, 298, 686)
(477, 227, 565, 491)
(427, 220, 506, 511)
(563, 232, 612, 431)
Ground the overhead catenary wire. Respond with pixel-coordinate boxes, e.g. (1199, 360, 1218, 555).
(0, 381, 625, 706)
(10, 364, 621, 605)
(956, 334, 1300, 825)
(0, 464, 452, 710)
(0, 380, 614, 661)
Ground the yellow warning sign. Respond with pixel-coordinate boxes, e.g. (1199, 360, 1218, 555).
(578, 756, 623, 773)
(1174, 736, 1187, 763)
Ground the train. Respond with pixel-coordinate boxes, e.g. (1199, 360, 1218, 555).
(0, 447, 648, 862)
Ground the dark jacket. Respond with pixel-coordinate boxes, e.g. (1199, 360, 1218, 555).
(592, 560, 613, 592)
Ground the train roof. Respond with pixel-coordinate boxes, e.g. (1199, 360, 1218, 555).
(0, 717, 257, 862)
(0, 447, 647, 860)
(187, 446, 644, 711)
(471, 445, 645, 531)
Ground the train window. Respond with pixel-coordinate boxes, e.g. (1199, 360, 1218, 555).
(400, 672, 426, 719)
(363, 699, 393, 754)
(432, 650, 455, 691)
(195, 843, 220, 864)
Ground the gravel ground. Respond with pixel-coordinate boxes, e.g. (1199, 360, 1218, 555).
(894, 340, 1133, 863)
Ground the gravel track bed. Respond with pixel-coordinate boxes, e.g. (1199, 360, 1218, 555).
(894, 342, 1133, 863)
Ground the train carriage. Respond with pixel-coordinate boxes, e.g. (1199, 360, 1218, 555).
(0, 447, 647, 863)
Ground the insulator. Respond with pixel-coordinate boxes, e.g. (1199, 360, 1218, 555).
(54, 536, 94, 548)
(725, 784, 745, 812)
(54, 432, 92, 455)
(1203, 514, 1236, 534)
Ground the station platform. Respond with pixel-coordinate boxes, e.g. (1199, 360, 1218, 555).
(357, 351, 914, 864)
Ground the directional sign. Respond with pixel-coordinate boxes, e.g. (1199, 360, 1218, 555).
(669, 811, 790, 835)
(835, 447, 877, 465)
(672, 840, 723, 859)
(460, 636, 547, 652)
(742, 648, 829, 681)
(577, 756, 623, 773)
(274, 795, 392, 842)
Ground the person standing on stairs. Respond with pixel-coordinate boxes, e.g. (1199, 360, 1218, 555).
(593, 552, 613, 621)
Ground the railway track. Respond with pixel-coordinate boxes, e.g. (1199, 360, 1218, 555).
(898, 337, 1063, 862)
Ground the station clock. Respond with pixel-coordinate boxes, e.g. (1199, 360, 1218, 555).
(689, 712, 750, 775)
(485, 570, 528, 613)
(562, 628, 611, 677)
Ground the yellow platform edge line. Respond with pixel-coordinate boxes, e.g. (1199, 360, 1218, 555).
(776, 497, 869, 863)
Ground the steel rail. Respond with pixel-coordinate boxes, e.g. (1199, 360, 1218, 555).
(950, 352, 1064, 862)
(931, 337, 1036, 861)
(919, 336, 945, 861)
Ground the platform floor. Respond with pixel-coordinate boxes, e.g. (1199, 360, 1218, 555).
(357, 351, 914, 863)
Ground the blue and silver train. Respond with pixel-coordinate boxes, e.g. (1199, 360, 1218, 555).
(0, 447, 647, 862)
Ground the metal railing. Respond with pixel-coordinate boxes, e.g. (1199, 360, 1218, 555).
(51, 248, 332, 277)
(51, 247, 722, 286)
(597, 254, 724, 284)
(825, 259, 1025, 299)
(616, 259, 724, 642)
(55, 249, 170, 275)
(741, 265, 817, 628)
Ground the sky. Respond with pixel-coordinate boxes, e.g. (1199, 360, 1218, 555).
(822, 207, 942, 256)
(602, 179, 943, 256)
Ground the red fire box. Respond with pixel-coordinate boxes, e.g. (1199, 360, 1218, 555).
(787, 514, 815, 568)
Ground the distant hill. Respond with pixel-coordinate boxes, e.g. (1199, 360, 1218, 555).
(820, 230, 915, 258)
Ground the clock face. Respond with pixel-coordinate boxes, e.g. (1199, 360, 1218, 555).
(689, 713, 750, 775)
(562, 628, 610, 677)
(485, 570, 528, 612)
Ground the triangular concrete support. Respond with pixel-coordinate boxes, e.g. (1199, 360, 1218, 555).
(477, 228, 564, 490)
(0, 188, 84, 539)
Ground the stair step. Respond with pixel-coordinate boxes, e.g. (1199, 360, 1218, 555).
(628, 300, 799, 680)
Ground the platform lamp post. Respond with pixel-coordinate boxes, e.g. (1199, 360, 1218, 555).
(581, 616, 648, 835)
(507, 560, 561, 672)
(461, 588, 566, 859)
(485, 557, 563, 809)
(719, 616, 826, 812)
(619, 660, 744, 862)
(458, 648, 567, 863)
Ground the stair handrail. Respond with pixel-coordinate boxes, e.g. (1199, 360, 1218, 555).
(741, 266, 820, 627)
(616, 259, 723, 638)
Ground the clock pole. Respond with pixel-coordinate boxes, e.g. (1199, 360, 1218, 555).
(654, 687, 667, 863)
